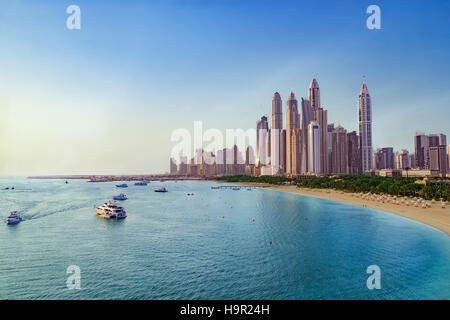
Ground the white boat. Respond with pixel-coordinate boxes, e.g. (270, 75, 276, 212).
(113, 193, 128, 201)
(6, 211, 23, 224)
(95, 202, 127, 219)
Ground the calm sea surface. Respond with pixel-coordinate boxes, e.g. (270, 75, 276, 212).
(0, 178, 449, 299)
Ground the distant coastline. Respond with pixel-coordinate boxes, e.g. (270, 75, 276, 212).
(27, 175, 206, 182)
(226, 181, 450, 236)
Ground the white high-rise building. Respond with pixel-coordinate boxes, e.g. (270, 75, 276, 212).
(256, 116, 269, 167)
(301, 98, 314, 173)
(308, 121, 321, 174)
(358, 79, 373, 173)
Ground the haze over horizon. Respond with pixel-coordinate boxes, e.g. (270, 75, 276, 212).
(0, 0, 449, 176)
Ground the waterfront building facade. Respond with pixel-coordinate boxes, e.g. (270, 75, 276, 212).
(256, 116, 269, 167)
(308, 121, 321, 174)
(430, 145, 448, 176)
(346, 131, 361, 174)
(301, 98, 314, 173)
(415, 132, 430, 169)
(315, 107, 328, 174)
(395, 149, 410, 169)
(331, 126, 347, 175)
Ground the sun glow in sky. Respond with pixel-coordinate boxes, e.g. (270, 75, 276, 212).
(0, 0, 449, 175)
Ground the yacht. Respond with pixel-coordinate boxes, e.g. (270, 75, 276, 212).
(6, 211, 23, 224)
(116, 183, 128, 188)
(95, 202, 127, 219)
(113, 193, 128, 201)
(155, 187, 168, 193)
(134, 181, 148, 186)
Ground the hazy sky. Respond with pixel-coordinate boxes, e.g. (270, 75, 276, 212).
(0, 0, 449, 175)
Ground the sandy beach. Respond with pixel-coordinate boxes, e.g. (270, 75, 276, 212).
(230, 182, 450, 236)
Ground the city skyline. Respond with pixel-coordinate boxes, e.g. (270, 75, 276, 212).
(0, 0, 449, 175)
(170, 76, 448, 178)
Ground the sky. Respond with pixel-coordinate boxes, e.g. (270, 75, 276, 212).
(0, 0, 449, 175)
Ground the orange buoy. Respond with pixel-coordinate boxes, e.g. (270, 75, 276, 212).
(269, 240, 272, 244)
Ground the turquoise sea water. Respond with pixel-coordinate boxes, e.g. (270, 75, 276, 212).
(0, 178, 449, 300)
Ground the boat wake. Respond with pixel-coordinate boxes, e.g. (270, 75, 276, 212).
(23, 202, 87, 221)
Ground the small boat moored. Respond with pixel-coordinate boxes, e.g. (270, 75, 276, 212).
(95, 202, 127, 219)
(113, 193, 128, 201)
(6, 211, 23, 224)
(155, 187, 168, 193)
(134, 181, 148, 186)
(116, 183, 128, 188)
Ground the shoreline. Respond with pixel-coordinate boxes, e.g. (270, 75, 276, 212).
(227, 182, 450, 236)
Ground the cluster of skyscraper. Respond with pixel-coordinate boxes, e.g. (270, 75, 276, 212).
(253, 78, 370, 177)
(170, 78, 449, 178)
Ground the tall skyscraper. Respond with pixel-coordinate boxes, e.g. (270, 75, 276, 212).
(331, 126, 347, 175)
(308, 121, 321, 174)
(308, 78, 320, 111)
(271, 92, 284, 174)
(429, 135, 447, 173)
(280, 129, 286, 174)
(286, 92, 301, 176)
(170, 157, 178, 174)
(448, 145, 450, 174)
(178, 156, 188, 175)
(301, 98, 314, 173)
(315, 107, 328, 174)
(430, 145, 447, 176)
(415, 132, 429, 169)
(327, 123, 334, 174)
(408, 153, 416, 169)
(429, 133, 446, 147)
(272, 92, 283, 130)
(256, 116, 269, 167)
(346, 131, 361, 174)
(359, 79, 373, 173)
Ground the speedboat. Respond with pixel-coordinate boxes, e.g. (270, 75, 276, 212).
(155, 187, 168, 193)
(6, 211, 23, 224)
(113, 193, 128, 201)
(116, 183, 128, 188)
(95, 202, 127, 219)
(134, 181, 148, 186)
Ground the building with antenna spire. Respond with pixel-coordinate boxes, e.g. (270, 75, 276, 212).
(359, 78, 373, 173)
